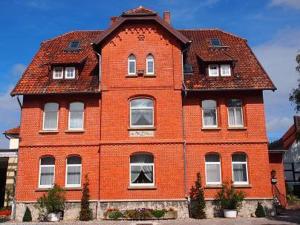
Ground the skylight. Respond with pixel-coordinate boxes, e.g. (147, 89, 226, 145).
(211, 38, 222, 47)
(68, 41, 80, 50)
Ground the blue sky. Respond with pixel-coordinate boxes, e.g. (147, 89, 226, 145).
(0, 0, 300, 147)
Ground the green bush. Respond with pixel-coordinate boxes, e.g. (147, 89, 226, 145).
(108, 210, 123, 220)
(79, 175, 93, 221)
(23, 207, 32, 222)
(215, 182, 245, 210)
(255, 202, 266, 217)
(151, 209, 166, 219)
(189, 172, 206, 219)
(124, 208, 152, 220)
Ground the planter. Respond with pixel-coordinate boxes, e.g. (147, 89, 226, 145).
(163, 210, 177, 219)
(47, 213, 60, 222)
(0, 210, 11, 216)
(223, 209, 237, 218)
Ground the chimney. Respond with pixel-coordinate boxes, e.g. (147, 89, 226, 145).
(163, 11, 171, 24)
(110, 16, 118, 26)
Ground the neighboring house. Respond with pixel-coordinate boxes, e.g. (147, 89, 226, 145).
(10, 6, 282, 221)
(270, 116, 300, 197)
(0, 127, 19, 208)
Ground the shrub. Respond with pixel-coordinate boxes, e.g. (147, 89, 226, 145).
(108, 210, 123, 220)
(23, 207, 32, 222)
(124, 208, 152, 220)
(36, 184, 65, 215)
(189, 172, 206, 219)
(255, 202, 266, 217)
(151, 209, 166, 219)
(79, 174, 93, 221)
(215, 181, 245, 211)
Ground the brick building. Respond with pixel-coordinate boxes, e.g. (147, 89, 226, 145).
(10, 6, 285, 221)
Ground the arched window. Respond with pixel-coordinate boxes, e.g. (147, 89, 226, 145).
(39, 156, 55, 188)
(66, 156, 82, 187)
(228, 99, 243, 127)
(130, 98, 154, 128)
(146, 54, 154, 75)
(232, 153, 248, 184)
(69, 102, 84, 130)
(202, 100, 217, 128)
(205, 154, 221, 185)
(43, 103, 59, 130)
(128, 54, 136, 75)
(130, 153, 154, 186)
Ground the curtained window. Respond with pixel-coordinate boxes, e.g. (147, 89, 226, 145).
(39, 157, 55, 188)
(232, 153, 248, 184)
(128, 54, 136, 75)
(69, 102, 84, 130)
(66, 156, 82, 187)
(205, 154, 221, 185)
(130, 153, 154, 186)
(228, 99, 243, 127)
(43, 103, 59, 130)
(146, 54, 154, 75)
(130, 98, 154, 128)
(202, 100, 217, 128)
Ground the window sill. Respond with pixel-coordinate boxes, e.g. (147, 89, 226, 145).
(64, 187, 82, 191)
(65, 130, 85, 133)
(205, 184, 223, 189)
(201, 127, 221, 131)
(126, 74, 138, 78)
(35, 188, 52, 192)
(39, 130, 59, 134)
(233, 184, 252, 188)
(228, 127, 247, 130)
(128, 127, 156, 131)
(144, 74, 156, 77)
(128, 186, 157, 190)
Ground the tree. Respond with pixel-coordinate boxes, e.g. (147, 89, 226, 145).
(23, 207, 32, 222)
(189, 172, 206, 219)
(79, 174, 93, 221)
(255, 202, 266, 217)
(289, 53, 300, 111)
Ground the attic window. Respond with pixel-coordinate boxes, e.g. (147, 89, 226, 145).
(211, 38, 222, 47)
(184, 64, 193, 74)
(68, 41, 80, 50)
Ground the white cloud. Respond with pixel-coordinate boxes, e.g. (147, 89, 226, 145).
(269, 0, 300, 10)
(253, 28, 300, 138)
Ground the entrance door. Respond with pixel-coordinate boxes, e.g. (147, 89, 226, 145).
(0, 158, 8, 208)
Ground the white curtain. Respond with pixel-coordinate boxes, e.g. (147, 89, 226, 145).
(206, 164, 220, 183)
(70, 112, 83, 129)
(233, 164, 247, 182)
(44, 111, 57, 129)
(131, 109, 153, 126)
(203, 109, 216, 126)
(40, 166, 54, 185)
(67, 165, 81, 185)
(131, 165, 153, 184)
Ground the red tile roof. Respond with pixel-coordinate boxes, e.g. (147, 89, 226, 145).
(3, 127, 20, 136)
(122, 6, 157, 16)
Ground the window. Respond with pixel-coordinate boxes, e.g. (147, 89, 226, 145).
(53, 67, 63, 79)
(146, 54, 154, 75)
(69, 102, 84, 130)
(202, 100, 217, 128)
(220, 64, 231, 76)
(211, 38, 222, 47)
(228, 99, 244, 127)
(205, 154, 221, 185)
(130, 98, 154, 128)
(66, 156, 82, 187)
(68, 41, 80, 50)
(130, 153, 154, 186)
(128, 54, 136, 75)
(43, 103, 59, 130)
(39, 157, 55, 188)
(208, 64, 219, 77)
(232, 153, 248, 184)
(65, 67, 76, 79)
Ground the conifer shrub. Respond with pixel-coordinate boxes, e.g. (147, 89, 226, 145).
(255, 202, 266, 217)
(189, 172, 206, 219)
(79, 174, 93, 221)
(23, 207, 32, 222)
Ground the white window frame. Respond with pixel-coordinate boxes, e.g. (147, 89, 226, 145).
(65, 158, 82, 188)
(205, 155, 222, 185)
(202, 100, 218, 128)
(146, 54, 154, 75)
(129, 161, 155, 187)
(43, 103, 59, 131)
(65, 67, 76, 79)
(68, 102, 84, 131)
(130, 99, 154, 128)
(53, 67, 63, 79)
(228, 101, 244, 128)
(38, 158, 55, 189)
(208, 64, 219, 77)
(220, 64, 231, 76)
(128, 55, 136, 75)
(232, 155, 249, 185)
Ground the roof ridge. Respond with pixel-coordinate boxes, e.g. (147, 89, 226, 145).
(42, 30, 103, 44)
(178, 28, 246, 40)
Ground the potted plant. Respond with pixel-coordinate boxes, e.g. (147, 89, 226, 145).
(36, 184, 65, 222)
(215, 182, 245, 218)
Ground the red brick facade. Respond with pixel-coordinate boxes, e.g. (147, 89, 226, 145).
(12, 7, 283, 217)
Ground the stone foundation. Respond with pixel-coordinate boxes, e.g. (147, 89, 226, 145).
(15, 198, 275, 221)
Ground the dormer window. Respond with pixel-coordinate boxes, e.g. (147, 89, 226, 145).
(65, 67, 76, 79)
(220, 64, 231, 76)
(211, 38, 222, 47)
(53, 67, 63, 79)
(208, 64, 219, 77)
(68, 41, 80, 50)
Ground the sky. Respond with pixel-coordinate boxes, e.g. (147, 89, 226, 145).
(0, 0, 299, 148)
